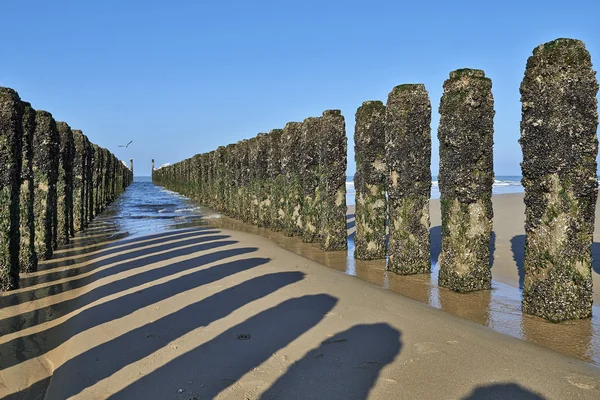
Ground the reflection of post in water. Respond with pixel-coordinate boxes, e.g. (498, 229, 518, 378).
(438, 286, 491, 326)
(384, 269, 432, 304)
(521, 313, 593, 363)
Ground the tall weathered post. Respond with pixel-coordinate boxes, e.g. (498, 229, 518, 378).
(300, 117, 322, 242)
(254, 133, 269, 227)
(281, 122, 303, 236)
(520, 38, 599, 321)
(92, 144, 101, 216)
(33, 110, 60, 261)
(438, 69, 494, 292)
(20, 102, 37, 272)
(130, 158, 134, 178)
(0, 88, 23, 290)
(237, 143, 250, 221)
(267, 129, 284, 230)
(386, 85, 432, 274)
(84, 137, 93, 225)
(354, 101, 386, 259)
(320, 110, 347, 251)
(56, 122, 74, 246)
(72, 130, 86, 233)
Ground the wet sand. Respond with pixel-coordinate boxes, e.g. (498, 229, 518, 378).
(1, 191, 600, 399)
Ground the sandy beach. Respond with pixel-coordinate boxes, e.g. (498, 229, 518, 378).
(1, 190, 600, 399)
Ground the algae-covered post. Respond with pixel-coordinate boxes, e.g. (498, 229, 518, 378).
(254, 133, 269, 227)
(0, 88, 23, 290)
(56, 122, 74, 246)
(102, 148, 112, 207)
(200, 153, 209, 207)
(267, 129, 284, 231)
(354, 101, 387, 259)
(222, 145, 233, 214)
(320, 110, 347, 251)
(20, 102, 37, 273)
(237, 142, 251, 222)
(84, 137, 93, 225)
(92, 145, 101, 216)
(438, 69, 494, 292)
(281, 122, 303, 236)
(247, 138, 261, 224)
(72, 130, 86, 233)
(300, 117, 322, 243)
(33, 110, 60, 261)
(130, 158, 133, 178)
(519, 38, 599, 322)
(386, 85, 432, 274)
(215, 146, 227, 212)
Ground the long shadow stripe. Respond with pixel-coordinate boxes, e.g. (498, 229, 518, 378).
(109, 294, 338, 400)
(19, 230, 221, 287)
(0, 235, 232, 309)
(260, 323, 402, 400)
(10, 271, 304, 400)
(0, 239, 245, 335)
(38, 228, 216, 272)
(0, 249, 260, 370)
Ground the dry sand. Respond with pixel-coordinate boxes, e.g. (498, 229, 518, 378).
(1, 194, 600, 399)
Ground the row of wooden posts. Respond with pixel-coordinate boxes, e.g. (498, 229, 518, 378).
(152, 109, 348, 251)
(153, 38, 598, 322)
(0, 86, 133, 291)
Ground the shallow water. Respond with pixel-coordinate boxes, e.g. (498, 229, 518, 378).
(31, 177, 600, 367)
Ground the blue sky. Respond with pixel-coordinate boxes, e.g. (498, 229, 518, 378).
(1, 0, 599, 176)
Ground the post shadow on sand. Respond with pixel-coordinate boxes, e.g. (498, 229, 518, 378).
(19, 228, 223, 287)
(53, 230, 130, 254)
(11, 272, 306, 400)
(347, 213, 356, 241)
(259, 323, 401, 400)
(0, 243, 256, 336)
(462, 383, 545, 399)
(40, 228, 215, 272)
(1, 234, 233, 309)
(0, 251, 263, 370)
(108, 294, 341, 400)
(347, 216, 355, 230)
(430, 226, 496, 267)
(510, 235, 526, 289)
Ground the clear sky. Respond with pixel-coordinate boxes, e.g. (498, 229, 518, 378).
(1, 0, 599, 176)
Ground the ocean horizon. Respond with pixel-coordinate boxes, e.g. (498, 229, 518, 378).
(345, 175, 523, 205)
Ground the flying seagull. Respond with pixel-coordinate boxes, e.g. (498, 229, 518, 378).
(119, 140, 133, 148)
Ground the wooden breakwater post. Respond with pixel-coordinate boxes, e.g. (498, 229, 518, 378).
(267, 129, 284, 231)
(354, 101, 387, 259)
(320, 110, 347, 251)
(33, 110, 60, 261)
(438, 69, 494, 292)
(281, 122, 303, 236)
(255, 133, 270, 227)
(19, 102, 37, 273)
(300, 117, 322, 243)
(72, 130, 86, 233)
(0, 88, 23, 290)
(56, 122, 74, 246)
(520, 38, 599, 321)
(386, 85, 432, 274)
(84, 136, 93, 225)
